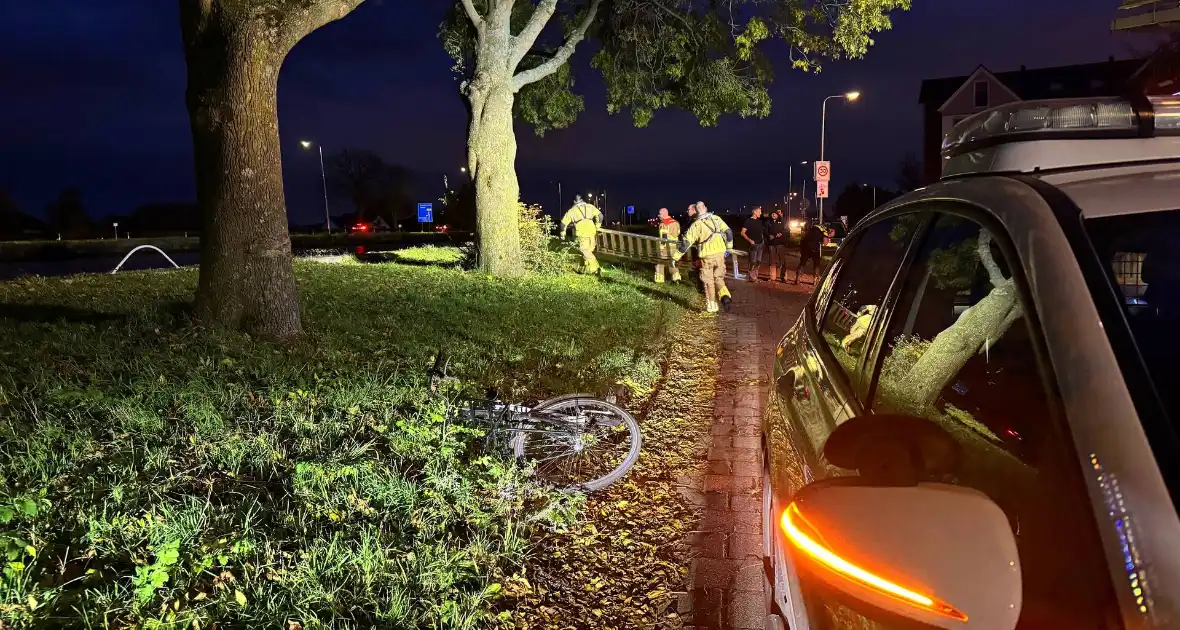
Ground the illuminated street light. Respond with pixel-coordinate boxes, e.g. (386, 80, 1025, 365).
(301, 140, 331, 234)
(819, 92, 861, 226)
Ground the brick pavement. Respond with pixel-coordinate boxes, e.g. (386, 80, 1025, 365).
(678, 276, 810, 629)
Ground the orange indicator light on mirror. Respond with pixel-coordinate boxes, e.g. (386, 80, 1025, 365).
(781, 502, 968, 622)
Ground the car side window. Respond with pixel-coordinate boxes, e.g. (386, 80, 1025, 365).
(818, 215, 920, 381)
(868, 212, 1117, 628)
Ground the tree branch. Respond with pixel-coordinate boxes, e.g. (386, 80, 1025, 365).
(976, 229, 1007, 288)
(510, 0, 559, 68)
(995, 301, 1023, 340)
(461, 0, 485, 31)
(279, 0, 366, 51)
(512, 0, 602, 91)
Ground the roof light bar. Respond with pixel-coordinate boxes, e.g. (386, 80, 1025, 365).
(781, 502, 968, 622)
(942, 96, 1180, 158)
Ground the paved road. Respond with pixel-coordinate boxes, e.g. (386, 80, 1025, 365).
(679, 276, 811, 629)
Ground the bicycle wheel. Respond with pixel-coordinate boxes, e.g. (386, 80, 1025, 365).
(512, 395, 642, 492)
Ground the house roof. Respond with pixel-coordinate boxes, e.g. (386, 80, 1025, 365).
(935, 66, 1022, 112)
(919, 58, 1148, 106)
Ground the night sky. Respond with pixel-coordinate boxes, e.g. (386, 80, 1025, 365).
(0, 0, 1155, 223)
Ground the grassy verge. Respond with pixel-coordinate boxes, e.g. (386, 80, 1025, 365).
(0, 255, 698, 628)
(364, 246, 467, 268)
(494, 310, 719, 627)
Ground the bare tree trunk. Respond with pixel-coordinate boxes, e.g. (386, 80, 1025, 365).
(456, 0, 601, 277)
(466, 8, 524, 277)
(467, 79, 524, 276)
(181, 9, 301, 339)
(178, 1, 363, 340)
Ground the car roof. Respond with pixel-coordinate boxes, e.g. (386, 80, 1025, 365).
(943, 136, 1180, 179)
(1037, 160, 1180, 219)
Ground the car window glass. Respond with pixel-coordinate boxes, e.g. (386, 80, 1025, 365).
(818, 215, 919, 380)
(1084, 209, 1180, 426)
(868, 212, 1116, 629)
(811, 255, 842, 326)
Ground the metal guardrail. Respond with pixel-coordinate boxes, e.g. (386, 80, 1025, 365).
(594, 227, 747, 279)
(110, 245, 181, 274)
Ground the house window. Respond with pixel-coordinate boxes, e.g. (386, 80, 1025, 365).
(973, 80, 989, 108)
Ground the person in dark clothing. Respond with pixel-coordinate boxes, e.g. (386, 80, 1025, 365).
(767, 212, 790, 282)
(795, 223, 827, 284)
(741, 206, 767, 281)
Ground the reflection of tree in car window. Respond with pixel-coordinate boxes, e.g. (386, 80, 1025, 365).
(872, 215, 1040, 503)
(869, 213, 1119, 629)
(877, 217, 1023, 419)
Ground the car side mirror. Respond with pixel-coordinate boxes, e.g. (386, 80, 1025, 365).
(781, 480, 1021, 629)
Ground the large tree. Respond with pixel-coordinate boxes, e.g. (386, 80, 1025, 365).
(896, 151, 923, 192)
(328, 149, 414, 223)
(179, 0, 364, 340)
(441, 0, 911, 276)
(45, 187, 92, 240)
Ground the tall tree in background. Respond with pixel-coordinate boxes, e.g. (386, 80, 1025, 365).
(441, 0, 911, 276)
(0, 189, 29, 240)
(45, 188, 92, 240)
(179, 0, 364, 340)
(329, 149, 392, 220)
(833, 183, 892, 228)
(896, 151, 924, 193)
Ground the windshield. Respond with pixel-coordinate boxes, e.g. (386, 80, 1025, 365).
(1083, 210, 1180, 423)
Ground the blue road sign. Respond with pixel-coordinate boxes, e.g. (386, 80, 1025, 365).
(417, 202, 433, 223)
(626, 205, 635, 214)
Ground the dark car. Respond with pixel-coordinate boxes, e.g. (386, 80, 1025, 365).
(761, 95, 1180, 630)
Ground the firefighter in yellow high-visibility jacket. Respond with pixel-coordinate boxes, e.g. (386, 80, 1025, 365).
(654, 207, 681, 283)
(560, 195, 603, 275)
(675, 201, 733, 313)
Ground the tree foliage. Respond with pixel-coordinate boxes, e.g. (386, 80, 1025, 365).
(441, 0, 912, 134)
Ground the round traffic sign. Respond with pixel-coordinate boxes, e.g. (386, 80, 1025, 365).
(816, 163, 829, 179)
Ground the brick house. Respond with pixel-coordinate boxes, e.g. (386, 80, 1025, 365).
(917, 58, 1147, 184)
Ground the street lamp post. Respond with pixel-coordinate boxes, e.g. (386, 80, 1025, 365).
(818, 91, 860, 227)
(301, 140, 332, 234)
